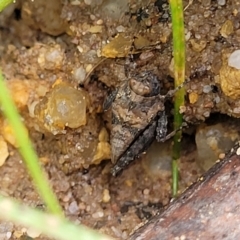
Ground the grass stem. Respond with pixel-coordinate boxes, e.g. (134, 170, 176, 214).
(0, 0, 13, 12)
(0, 70, 62, 214)
(169, 0, 186, 197)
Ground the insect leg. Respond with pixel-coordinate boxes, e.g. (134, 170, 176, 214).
(156, 112, 168, 142)
(157, 114, 188, 142)
(103, 88, 118, 111)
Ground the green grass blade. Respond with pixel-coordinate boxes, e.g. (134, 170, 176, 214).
(0, 0, 13, 12)
(169, 0, 186, 197)
(0, 195, 114, 240)
(0, 70, 62, 214)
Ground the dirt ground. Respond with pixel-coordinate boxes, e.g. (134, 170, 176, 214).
(0, 0, 240, 239)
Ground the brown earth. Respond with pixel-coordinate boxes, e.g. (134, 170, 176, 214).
(0, 0, 240, 239)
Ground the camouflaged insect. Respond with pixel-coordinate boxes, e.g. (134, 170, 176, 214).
(104, 70, 180, 176)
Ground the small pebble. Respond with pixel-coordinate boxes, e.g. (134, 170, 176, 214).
(100, 0, 129, 20)
(217, 0, 226, 5)
(218, 153, 225, 159)
(73, 66, 86, 84)
(179, 105, 186, 113)
(84, 0, 92, 5)
(196, 123, 239, 171)
(202, 0, 211, 6)
(13, 230, 23, 238)
(189, 92, 199, 104)
(185, 31, 191, 41)
(90, 14, 96, 20)
(180, 235, 186, 240)
(214, 96, 220, 104)
(6, 232, 12, 239)
(77, 46, 83, 53)
(143, 189, 150, 195)
(228, 50, 240, 70)
(102, 189, 111, 203)
(220, 20, 233, 38)
(116, 25, 126, 32)
(84, 50, 98, 63)
(92, 211, 104, 218)
(63, 194, 71, 202)
(70, 0, 81, 6)
(0, 136, 9, 166)
(203, 85, 212, 93)
(79, 202, 86, 210)
(236, 147, 240, 155)
(96, 19, 103, 25)
(26, 228, 41, 238)
(68, 201, 79, 214)
(38, 45, 64, 70)
(34, 83, 88, 133)
(203, 111, 210, 118)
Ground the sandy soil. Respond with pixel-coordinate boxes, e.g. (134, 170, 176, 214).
(0, 0, 240, 239)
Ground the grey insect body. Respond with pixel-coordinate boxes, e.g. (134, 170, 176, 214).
(105, 71, 179, 176)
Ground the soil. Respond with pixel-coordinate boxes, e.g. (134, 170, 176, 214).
(0, 0, 240, 239)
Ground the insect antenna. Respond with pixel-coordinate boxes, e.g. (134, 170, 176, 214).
(83, 57, 107, 86)
(164, 77, 190, 99)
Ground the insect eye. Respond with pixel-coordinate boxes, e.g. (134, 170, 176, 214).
(129, 73, 161, 97)
(129, 78, 151, 96)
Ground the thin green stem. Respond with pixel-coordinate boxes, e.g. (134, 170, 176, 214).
(0, 0, 13, 12)
(0, 70, 62, 214)
(169, 0, 186, 197)
(0, 195, 114, 240)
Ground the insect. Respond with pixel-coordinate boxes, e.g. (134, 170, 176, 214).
(104, 70, 185, 176)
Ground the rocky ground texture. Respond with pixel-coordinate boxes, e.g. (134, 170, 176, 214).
(1, 0, 240, 239)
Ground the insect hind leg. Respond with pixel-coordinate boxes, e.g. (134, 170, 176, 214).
(157, 113, 188, 142)
(156, 112, 168, 142)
